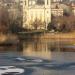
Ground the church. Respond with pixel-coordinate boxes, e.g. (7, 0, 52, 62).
(23, 0, 51, 29)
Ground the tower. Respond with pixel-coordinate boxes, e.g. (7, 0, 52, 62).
(45, 0, 51, 29)
(23, 0, 51, 30)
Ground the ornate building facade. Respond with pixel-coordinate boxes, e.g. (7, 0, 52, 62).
(23, 0, 51, 29)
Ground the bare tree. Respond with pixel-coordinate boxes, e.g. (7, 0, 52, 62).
(31, 19, 45, 30)
(0, 5, 10, 33)
(50, 15, 75, 32)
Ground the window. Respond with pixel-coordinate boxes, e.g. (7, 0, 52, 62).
(47, 0, 48, 5)
(36, 0, 45, 5)
(29, 0, 36, 6)
(25, 1, 26, 5)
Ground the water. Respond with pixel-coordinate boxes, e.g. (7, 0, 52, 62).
(0, 38, 75, 75)
(22, 38, 75, 59)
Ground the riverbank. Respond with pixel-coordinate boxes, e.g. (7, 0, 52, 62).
(0, 34, 20, 51)
(41, 32, 75, 39)
(18, 31, 75, 43)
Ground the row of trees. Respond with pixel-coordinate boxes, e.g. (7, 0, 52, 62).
(0, 4, 24, 34)
(47, 15, 75, 32)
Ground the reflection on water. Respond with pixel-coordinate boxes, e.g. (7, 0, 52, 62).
(22, 39, 52, 59)
(0, 37, 75, 60)
(22, 38, 75, 59)
(18, 38, 75, 68)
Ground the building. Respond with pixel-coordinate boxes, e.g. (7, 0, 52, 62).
(52, 0, 63, 3)
(23, 0, 51, 29)
(51, 2, 64, 16)
(71, 3, 75, 16)
(51, 8, 63, 16)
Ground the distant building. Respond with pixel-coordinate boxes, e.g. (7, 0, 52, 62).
(51, 2, 64, 16)
(23, 0, 51, 29)
(51, 8, 63, 16)
(52, 0, 63, 3)
(71, 3, 75, 16)
(0, 0, 22, 21)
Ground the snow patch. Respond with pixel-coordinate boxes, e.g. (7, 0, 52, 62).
(0, 66, 24, 75)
